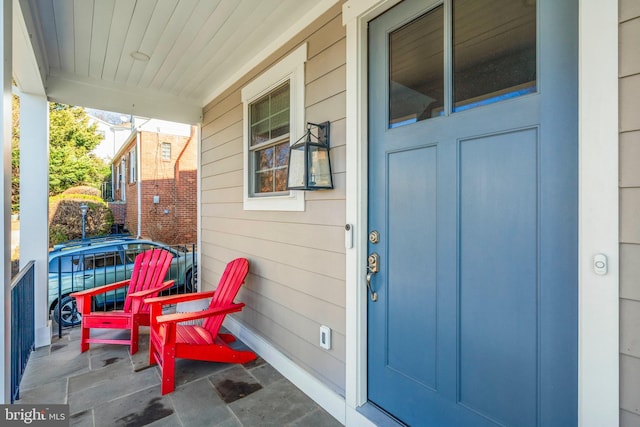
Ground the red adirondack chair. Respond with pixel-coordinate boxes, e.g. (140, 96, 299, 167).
(70, 248, 175, 355)
(145, 257, 256, 395)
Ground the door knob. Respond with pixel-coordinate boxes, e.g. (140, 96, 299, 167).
(366, 253, 379, 302)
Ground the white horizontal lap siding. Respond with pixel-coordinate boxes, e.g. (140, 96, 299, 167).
(240, 302, 346, 394)
(200, 10, 347, 395)
(619, 1, 640, 424)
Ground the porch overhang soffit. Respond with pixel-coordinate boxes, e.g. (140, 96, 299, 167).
(12, 0, 339, 124)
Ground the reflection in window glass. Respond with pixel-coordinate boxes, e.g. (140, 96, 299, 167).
(49, 257, 77, 274)
(249, 82, 291, 195)
(125, 244, 153, 262)
(254, 141, 290, 193)
(250, 83, 290, 146)
(453, 0, 536, 111)
(389, 5, 444, 128)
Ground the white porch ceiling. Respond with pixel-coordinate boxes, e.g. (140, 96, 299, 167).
(15, 0, 337, 123)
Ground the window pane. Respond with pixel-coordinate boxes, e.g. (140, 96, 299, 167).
(255, 147, 274, 171)
(252, 142, 290, 194)
(255, 171, 274, 194)
(161, 142, 171, 160)
(250, 82, 290, 146)
(453, 0, 536, 111)
(270, 84, 290, 114)
(254, 147, 273, 193)
(389, 5, 444, 128)
(271, 111, 290, 140)
(275, 168, 288, 192)
(251, 120, 271, 146)
(248, 82, 291, 196)
(251, 97, 270, 123)
(275, 143, 290, 191)
(274, 142, 289, 167)
(84, 255, 96, 271)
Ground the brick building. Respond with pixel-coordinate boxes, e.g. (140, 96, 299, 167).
(110, 119, 196, 245)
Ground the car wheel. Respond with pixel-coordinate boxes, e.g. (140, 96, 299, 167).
(53, 295, 82, 328)
(185, 267, 196, 293)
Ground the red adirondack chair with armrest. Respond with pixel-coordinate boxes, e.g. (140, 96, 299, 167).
(70, 248, 175, 355)
(145, 257, 256, 395)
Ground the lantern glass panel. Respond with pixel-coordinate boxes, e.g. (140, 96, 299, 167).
(287, 143, 306, 189)
(309, 145, 332, 187)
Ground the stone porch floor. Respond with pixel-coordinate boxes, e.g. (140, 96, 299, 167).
(15, 327, 341, 427)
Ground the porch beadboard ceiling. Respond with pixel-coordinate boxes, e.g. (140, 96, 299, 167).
(16, 0, 334, 123)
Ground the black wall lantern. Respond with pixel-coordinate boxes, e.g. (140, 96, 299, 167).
(287, 121, 333, 190)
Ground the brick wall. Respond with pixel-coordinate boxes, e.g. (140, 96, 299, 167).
(110, 129, 197, 244)
(108, 201, 126, 224)
(125, 175, 139, 236)
(175, 170, 197, 243)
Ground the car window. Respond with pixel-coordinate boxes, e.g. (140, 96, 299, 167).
(49, 255, 82, 274)
(125, 243, 156, 251)
(124, 243, 156, 262)
(83, 251, 124, 270)
(80, 245, 125, 271)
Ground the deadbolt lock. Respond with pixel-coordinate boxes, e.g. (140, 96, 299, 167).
(369, 230, 380, 244)
(367, 253, 379, 273)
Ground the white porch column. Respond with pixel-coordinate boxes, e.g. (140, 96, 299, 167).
(0, 0, 11, 404)
(18, 92, 49, 348)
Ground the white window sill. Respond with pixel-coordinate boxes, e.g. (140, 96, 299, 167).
(243, 191, 305, 211)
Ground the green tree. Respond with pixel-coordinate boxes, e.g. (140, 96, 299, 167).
(48, 103, 109, 195)
(11, 95, 20, 211)
(11, 102, 109, 207)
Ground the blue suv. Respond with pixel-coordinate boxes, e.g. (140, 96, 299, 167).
(48, 236, 197, 327)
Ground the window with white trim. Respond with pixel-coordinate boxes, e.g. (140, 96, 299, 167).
(161, 142, 171, 161)
(129, 148, 137, 183)
(241, 44, 307, 211)
(249, 82, 290, 195)
(120, 158, 126, 201)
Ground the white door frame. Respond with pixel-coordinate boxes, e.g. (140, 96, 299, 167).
(343, 1, 619, 426)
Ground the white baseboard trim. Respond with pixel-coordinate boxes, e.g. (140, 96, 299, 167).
(224, 317, 347, 425)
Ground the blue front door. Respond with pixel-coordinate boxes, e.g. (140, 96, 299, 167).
(367, 1, 577, 426)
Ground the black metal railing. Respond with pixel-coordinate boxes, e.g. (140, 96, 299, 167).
(53, 244, 197, 338)
(11, 260, 35, 403)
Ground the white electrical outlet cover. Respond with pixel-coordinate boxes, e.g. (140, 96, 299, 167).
(319, 325, 331, 350)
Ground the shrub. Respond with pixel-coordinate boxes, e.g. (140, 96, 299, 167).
(62, 185, 101, 197)
(48, 195, 113, 246)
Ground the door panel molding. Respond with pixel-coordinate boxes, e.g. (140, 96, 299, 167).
(342, 0, 611, 426)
